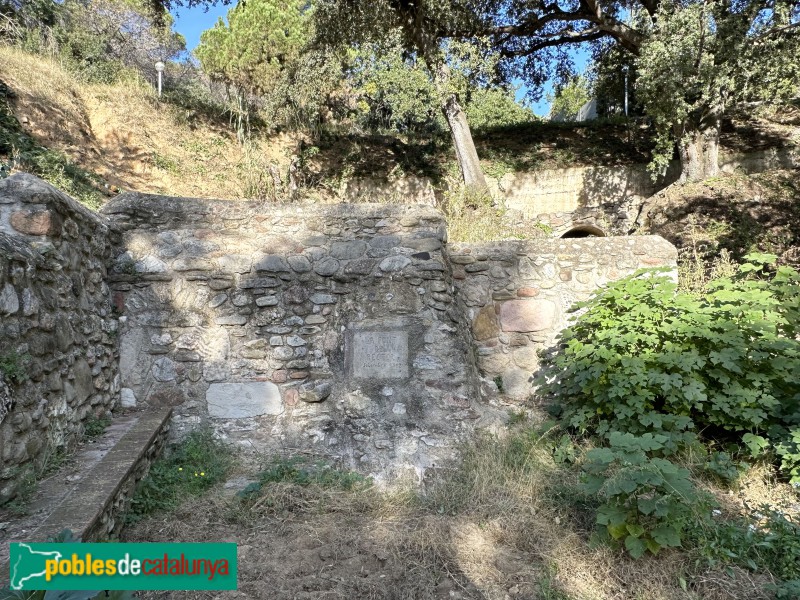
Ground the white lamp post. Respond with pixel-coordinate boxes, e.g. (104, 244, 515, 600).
(623, 64, 629, 117)
(155, 60, 165, 98)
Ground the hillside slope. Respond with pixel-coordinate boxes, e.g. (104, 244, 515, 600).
(0, 46, 294, 204)
(0, 45, 797, 252)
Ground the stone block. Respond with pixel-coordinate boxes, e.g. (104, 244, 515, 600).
(379, 255, 410, 272)
(255, 255, 290, 272)
(313, 257, 340, 276)
(206, 382, 282, 418)
(73, 358, 94, 404)
(344, 259, 375, 275)
(209, 293, 228, 308)
(501, 368, 532, 398)
(10, 208, 61, 236)
(499, 299, 557, 333)
(369, 235, 401, 249)
(512, 346, 540, 370)
(472, 305, 499, 341)
(287, 255, 312, 273)
(0, 284, 19, 315)
(152, 357, 177, 382)
(299, 380, 332, 403)
(310, 293, 336, 305)
(330, 240, 367, 260)
(239, 277, 280, 289)
(120, 388, 137, 408)
(516, 287, 539, 297)
(255, 295, 279, 307)
(215, 315, 247, 326)
(134, 256, 167, 274)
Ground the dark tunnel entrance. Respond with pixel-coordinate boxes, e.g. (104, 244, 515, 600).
(560, 225, 606, 238)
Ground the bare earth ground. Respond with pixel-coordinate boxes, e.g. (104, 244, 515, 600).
(122, 433, 796, 600)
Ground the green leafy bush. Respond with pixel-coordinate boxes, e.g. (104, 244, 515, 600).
(582, 432, 709, 557)
(537, 253, 800, 482)
(537, 254, 800, 562)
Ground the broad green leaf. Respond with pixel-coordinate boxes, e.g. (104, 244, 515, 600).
(625, 535, 647, 558)
(651, 525, 682, 547)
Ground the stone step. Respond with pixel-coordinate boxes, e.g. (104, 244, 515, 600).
(0, 408, 171, 583)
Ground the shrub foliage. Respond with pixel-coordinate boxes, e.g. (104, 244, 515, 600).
(536, 253, 800, 557)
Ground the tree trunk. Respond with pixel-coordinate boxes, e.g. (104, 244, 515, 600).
(441, 93, 488, 190)
(676, 117, 720, 184)
(431, 64, 488, 190)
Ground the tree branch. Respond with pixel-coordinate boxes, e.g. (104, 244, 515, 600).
(500, 28, 606, 56)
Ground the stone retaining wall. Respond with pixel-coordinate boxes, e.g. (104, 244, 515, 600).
(450, 236, 678, 397)
(0, 174, 120, 504)
(35, 408, 172, 542)
(102, 194, 487, 483)
(0, 174, 679, 489)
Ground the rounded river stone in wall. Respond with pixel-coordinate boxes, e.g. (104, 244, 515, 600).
(206, 382, 283, 418)
(499, 299, 557, 333)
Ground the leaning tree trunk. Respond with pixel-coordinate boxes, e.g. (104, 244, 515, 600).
(432, 64, 488, 190)
(441, 92, 488, 190)
(676, 115, 721, 184)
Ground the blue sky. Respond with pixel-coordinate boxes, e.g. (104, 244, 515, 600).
(169, 3, 586, 117)
(170, 4, 229, 51)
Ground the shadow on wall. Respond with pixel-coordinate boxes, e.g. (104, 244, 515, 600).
(102, 193, 499, 485)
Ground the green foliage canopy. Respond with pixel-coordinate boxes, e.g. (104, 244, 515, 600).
(635, 0, 800, 177)
(195, 0, 307, 96)
(548, 75, 590, 121)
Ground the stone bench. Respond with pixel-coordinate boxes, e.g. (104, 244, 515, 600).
(0, 408, 171, 582)
(33, 408, 172, 542)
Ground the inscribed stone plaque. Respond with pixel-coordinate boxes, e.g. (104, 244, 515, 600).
(352, 331, 409, 379)
(207, 382, 282, 418)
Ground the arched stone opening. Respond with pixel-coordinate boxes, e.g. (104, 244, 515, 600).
(560, 225, 606, 238)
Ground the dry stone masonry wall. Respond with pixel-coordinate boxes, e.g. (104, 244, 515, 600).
(102, 194, 490, 483)
(0, 174, 120, 503)
(450, 237, 678, 398)
(0, 174, 678, 490)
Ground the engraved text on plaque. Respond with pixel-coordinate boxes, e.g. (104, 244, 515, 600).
(352, 330, 409, 379)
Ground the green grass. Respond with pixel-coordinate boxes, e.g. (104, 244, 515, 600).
(125, 427, 234, 523)
(237, 456, 371, 500)
(83, 415, 111, 439)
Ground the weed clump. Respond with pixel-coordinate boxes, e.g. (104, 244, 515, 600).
(125, 427, 233, 523)
(0, 351, 29, 385)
